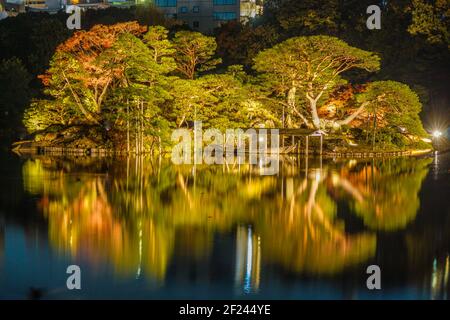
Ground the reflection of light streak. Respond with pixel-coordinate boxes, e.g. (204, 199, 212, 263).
(235, 225, 261, 295)
(445, 256, 449, 286)
(431, 259, 438, 297)
(136, 220, 142, 279)
(244, 226, 253, 294)
(445, 255, 449, 300)
(430, 257, 449, 300)
(431, 258, 440, 300)
(256, 236, 261, 291)
(434, 151, 439, 180)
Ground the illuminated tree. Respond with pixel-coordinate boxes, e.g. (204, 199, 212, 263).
(172, 31, 221, 79)
(100, 32, 175, 153)
(37, 22, 146, 125)
(164, 77, 204, 128)
(354, 81, 428, 136)
(254, 36, 380, 129)
(23, 22, 177, 152)
(143, 26, 176, 65)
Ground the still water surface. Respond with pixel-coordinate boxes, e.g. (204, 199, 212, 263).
(0, 152, 449, 299)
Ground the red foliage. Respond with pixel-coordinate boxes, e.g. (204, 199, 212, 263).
(57, 21, 146, 60)
(39, 22, 147, 86)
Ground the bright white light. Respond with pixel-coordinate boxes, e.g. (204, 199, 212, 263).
(315, 171, 321, 181)
(433, 130, 443, 138)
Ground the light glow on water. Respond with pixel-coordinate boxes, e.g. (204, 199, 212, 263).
(0, 153, 449, 299)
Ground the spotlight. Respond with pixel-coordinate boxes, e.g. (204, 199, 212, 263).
(432, 130, 442, 138)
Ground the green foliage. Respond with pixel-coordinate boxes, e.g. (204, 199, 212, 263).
(22, 21, 429, 152)
(254, 35, 380, 128)
(172, 31, 222, 79)
(254, 35, 380, 82)
(408, 0, 450, 48)
(357, 81, 428, 137)
(259, 0, 448, 136)
(23, 100, 74, 133)
(143, 26, 176, 65)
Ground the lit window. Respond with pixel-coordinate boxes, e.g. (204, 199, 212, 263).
(193, 6, 200, 13)
(155, 0, 177, 7)
(179, 6, 188, 13)
(213, 12, 237, 20)
(213, 0, 237, 5)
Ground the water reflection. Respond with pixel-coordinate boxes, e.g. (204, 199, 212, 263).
(18, 155, 434, 287)
(235, 225, 261, 294)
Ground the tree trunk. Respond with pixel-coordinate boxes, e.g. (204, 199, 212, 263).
(372, 114, 377, 151)
(307, 94, 321, 129)
(338, 102, 370, 126)
(287, 87, 295, 128)
(287, 86, 311, 128)
(63, 72, 99, 125)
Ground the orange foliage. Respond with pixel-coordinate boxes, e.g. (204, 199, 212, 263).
(319, 84, 368, 118)
(39, 22, 147, 86)
(57, 21, 146, 60)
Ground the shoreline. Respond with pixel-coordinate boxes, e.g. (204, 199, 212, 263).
(11, 141, 434, 159)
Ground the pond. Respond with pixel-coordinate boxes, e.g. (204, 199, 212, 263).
(0, 151, 449, 299)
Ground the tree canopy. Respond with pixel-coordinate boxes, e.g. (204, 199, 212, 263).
(254, 35, 380, 129)
(22, 22, 429, 153)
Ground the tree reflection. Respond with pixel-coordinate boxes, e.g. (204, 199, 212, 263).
(258, 171, 376, 274)
(341, 158, 432, 231)
(21, 155, 431, 282)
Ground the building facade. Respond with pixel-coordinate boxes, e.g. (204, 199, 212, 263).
(154, 0, 241, 34)
(3, 0, 62, 12)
